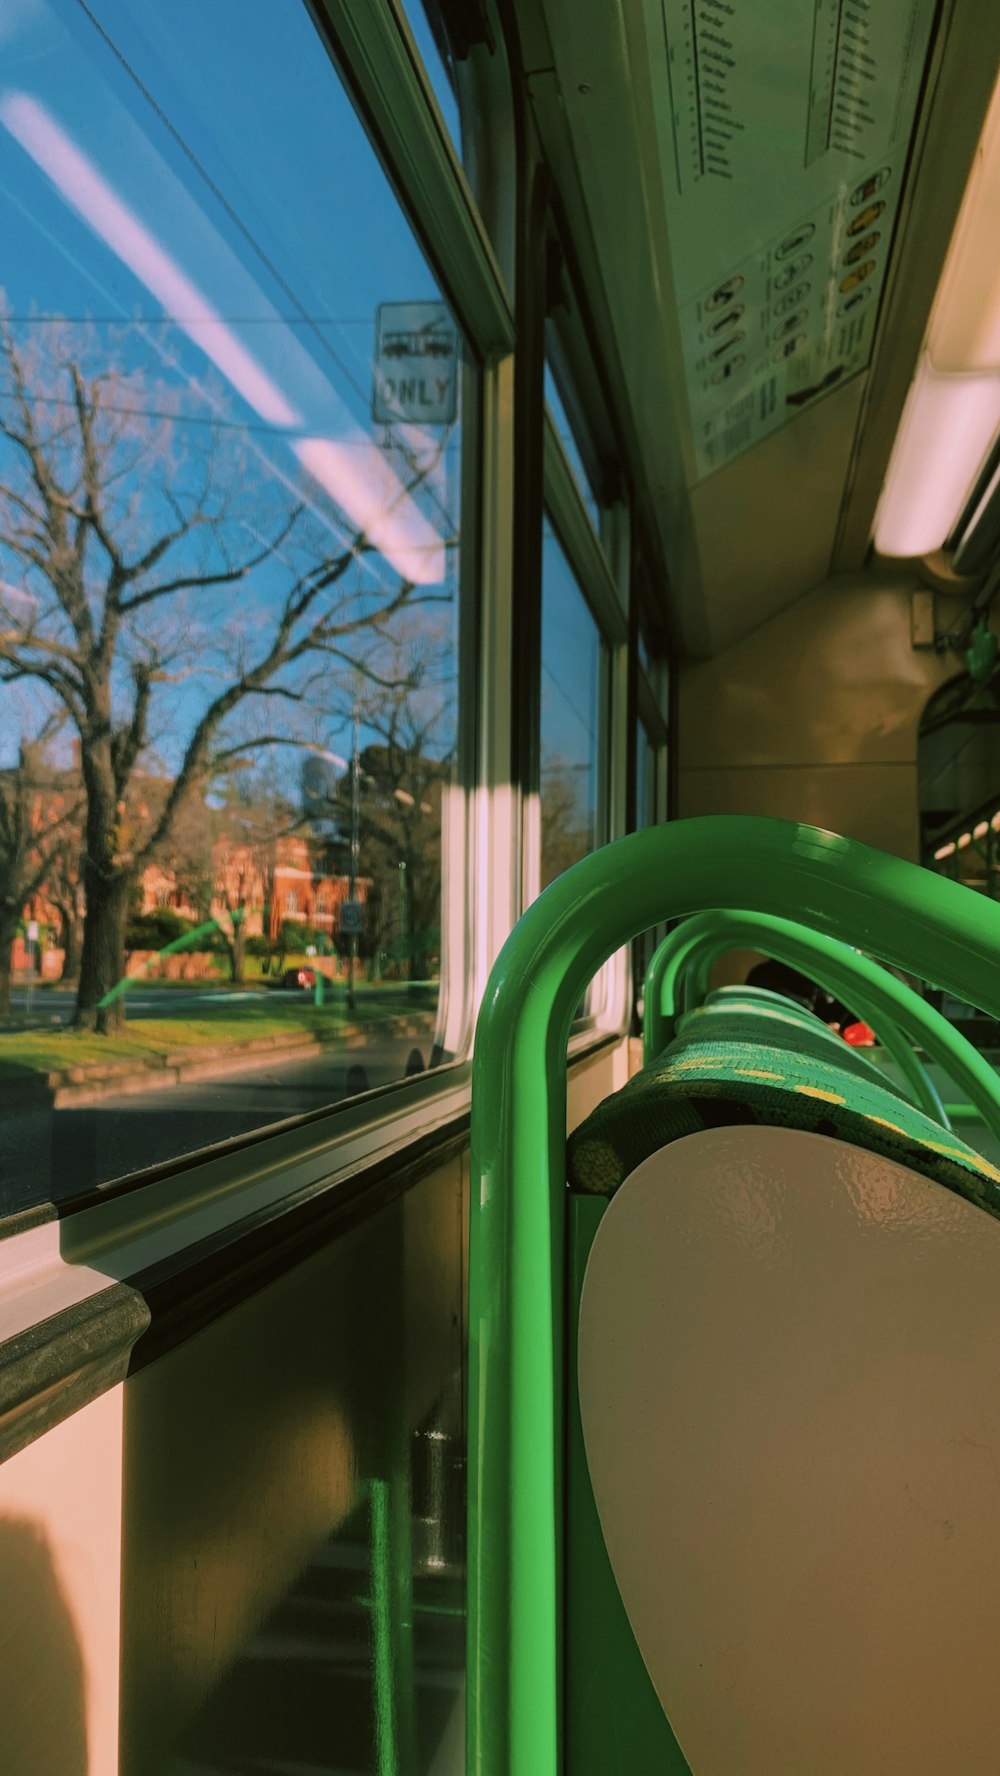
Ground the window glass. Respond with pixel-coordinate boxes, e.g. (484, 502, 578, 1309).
(0, 0, 467, 1214)
(635, 719, 654, 831)
(539, 516, 606, 892)
(401, 0, 463, 156)
(544, 361, 601, 531)
(633, 716, 665, 1011)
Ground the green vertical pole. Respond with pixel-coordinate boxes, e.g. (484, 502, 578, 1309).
(468, 818, 1000, 1776)
(371, 1478, 399, 1776)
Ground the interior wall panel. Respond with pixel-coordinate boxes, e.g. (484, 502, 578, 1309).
(678, 571, 959, 858)
(0, 1385, 124, 1776)
(121, 1157, 466, 1776)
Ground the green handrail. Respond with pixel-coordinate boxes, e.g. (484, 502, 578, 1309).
(468, 817, 1000, 1776)
(680, 940, 947, 1124)
(643, 912, 945, 1120)
(642, 909, 1000, 1141)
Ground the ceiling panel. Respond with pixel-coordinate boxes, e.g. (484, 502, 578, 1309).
(519, 0, 1000, 656)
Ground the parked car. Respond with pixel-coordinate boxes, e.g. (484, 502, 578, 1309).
(282, 967, 316, 990)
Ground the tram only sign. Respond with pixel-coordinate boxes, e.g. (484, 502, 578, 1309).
(339, 900, 364, 936)
(373, 302, 457, 425)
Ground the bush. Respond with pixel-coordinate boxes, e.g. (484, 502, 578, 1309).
(126, 907, 195, 952)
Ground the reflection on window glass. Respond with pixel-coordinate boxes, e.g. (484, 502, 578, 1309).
(173, 1372, 467, 1774)
(402, 0, 463, 155)
(539, 516, 605, 891)
(544, 361, 601, 531)
(0, 0, 466, 1213)
(636, 720, 652, 831)
(633, 719, 665, 1009)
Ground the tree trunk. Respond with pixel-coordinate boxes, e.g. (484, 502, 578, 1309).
(74, 739, 132, 1033)
(0, 919, 16, 1017)
(62, 908, 82, 984)
(53, 899, 82, 984)
(75, 871, 131, 1033)
(226, 921, 246, 984)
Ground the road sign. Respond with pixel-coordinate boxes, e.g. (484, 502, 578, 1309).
(373, 302, 458, 424)
(340, 900, 364, 936)
(26, 920, 38, 941)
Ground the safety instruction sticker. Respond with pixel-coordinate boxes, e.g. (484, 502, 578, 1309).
(643, 0, 938, 480)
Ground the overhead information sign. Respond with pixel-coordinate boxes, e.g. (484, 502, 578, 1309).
(373, 302, 458, 425)
(643, 0, 937, 480)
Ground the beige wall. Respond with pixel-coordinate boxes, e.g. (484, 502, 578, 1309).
(678, 571, 962, 861)
(0, 1385, 124, 1776)
(0, 1035, 629, 1776)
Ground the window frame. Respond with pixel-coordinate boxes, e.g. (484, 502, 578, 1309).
(536, 413, 630, 1036)
(0, 0, 516, 1234)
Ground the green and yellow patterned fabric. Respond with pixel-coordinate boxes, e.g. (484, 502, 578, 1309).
(675, 995, 911, 1100)
(568, 1000, 1000, 1216)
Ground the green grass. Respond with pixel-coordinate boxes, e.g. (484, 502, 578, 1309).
(0, 996, 422, 1082)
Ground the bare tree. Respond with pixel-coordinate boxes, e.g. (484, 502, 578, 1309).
(44, 836, 86, 985)
(318, 623, 456, 979)
(539, 754, 595, 892)
(0, 717, 81, 1013)
(0, 318, 452, 1030)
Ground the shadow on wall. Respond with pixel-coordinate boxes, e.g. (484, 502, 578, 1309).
(0, 1516, 87, 1776)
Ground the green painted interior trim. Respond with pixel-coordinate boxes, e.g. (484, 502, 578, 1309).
(468, 817, 1000, 1776)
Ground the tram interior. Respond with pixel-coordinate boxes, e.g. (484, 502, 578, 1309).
(0, 0, 999, 1772)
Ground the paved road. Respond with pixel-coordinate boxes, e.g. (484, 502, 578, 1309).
(0, 1032, 432, 1216)
(7, 983, 429, 1025)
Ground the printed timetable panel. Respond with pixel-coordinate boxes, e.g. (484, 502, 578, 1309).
(644, 0, 937, 480)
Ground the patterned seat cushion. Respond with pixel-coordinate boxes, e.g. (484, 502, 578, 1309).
(568, 1006, 1000, 1215)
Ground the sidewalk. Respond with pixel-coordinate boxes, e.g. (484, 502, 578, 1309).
(0, 1013, 434, 1114)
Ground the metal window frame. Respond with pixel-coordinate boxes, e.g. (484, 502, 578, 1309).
(541, 421, 631, 1031)
(0, 0, 517, 1248)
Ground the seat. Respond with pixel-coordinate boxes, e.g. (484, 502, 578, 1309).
(569, 995, 998, 1205)
(569, 1012, 1000, 1774)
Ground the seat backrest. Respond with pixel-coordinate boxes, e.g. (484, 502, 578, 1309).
(568, 1000, 998, 1200)
(578, 1121, 1000, 1775)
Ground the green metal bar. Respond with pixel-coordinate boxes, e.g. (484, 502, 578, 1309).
(677, 946, 941, 1119)
(468, 816, 1000, 1776)
(643, 909, 1000, 1141)
(664, 914, 947, 1125)
(370, 1480, 398, 1776)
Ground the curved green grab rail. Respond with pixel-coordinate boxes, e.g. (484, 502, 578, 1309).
(642, 911, 952, 1127)
(468, 817, 1000, 1776)
(643, 909, 1000, 1142)
(688, 952, 947, 1127)
(688, 970, 946, 1127)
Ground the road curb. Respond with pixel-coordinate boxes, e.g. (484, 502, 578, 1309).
(0, 1015, 434, 1114)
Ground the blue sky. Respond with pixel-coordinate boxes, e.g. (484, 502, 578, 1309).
(0, 0, 594, 832)
(0, 0, 462, 786)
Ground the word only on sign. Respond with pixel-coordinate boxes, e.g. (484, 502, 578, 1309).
(373, 302, 458, 425)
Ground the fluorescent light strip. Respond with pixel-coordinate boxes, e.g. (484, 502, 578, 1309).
(0, 92, 301, 428)
(873, 355, 1000, 558)
(0, 91, 447, 586)
(295, 436, 444, 585)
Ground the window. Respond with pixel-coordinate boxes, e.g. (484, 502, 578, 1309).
(633, 649, 670, 1016)
(0, 0, 469, 1213)
(400, 0, 464, 156)
(539, 516, 608, 892)
(636, 718, 655, 832)
(544, 359, 602, 533)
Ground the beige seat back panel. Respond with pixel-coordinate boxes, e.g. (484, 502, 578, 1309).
(578, 1125, 1000, 1776)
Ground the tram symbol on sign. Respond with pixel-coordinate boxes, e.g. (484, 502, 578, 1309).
(340, 900, 364, 935)
(373, 302, 458, 424)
